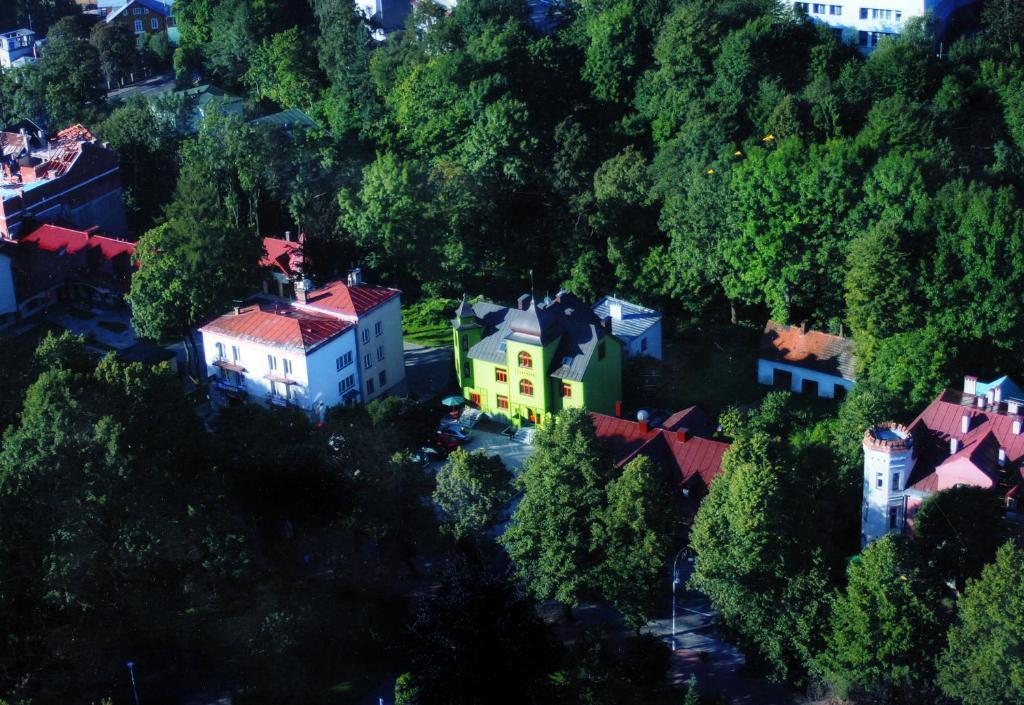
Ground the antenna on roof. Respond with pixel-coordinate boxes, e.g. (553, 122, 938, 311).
(529, 269, 535, 304)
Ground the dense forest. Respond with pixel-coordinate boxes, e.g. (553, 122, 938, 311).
(1, 0, 1024, 702)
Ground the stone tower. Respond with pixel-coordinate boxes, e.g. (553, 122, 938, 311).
(862, 423, 915, 546)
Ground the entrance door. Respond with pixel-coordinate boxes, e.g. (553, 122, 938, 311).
(772, 368, 793, 390)
(528, 409, 537, 424)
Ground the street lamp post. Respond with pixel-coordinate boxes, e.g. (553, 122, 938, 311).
(671, 547, 688, 651)
(126, 661, 141, 705)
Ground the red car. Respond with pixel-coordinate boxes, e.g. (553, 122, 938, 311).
(430, 432, 461, 453)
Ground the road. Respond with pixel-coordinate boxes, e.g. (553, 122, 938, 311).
(106, 70, 175, 103)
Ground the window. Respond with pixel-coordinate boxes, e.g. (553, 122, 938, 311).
(793, 1, 808, 10)
(267, 354, 277, 371)
(375, 321, 383, 336)
(378, 370, 387, 387)
(134, 19, 143, 31)
(232, 345, 240, 362)
(367, 379, 375, 394)
(871, 8, 891, 19)
(143, 6, 149, 13)
(150, 17, 159, 29)
(497, 395, 509, 410)
(469, 392, 481, 407)
(597, 341, 606, 360)
(640, 337, 648, 353)
(283, 359, 293, 375)
(829, 4, 841, 14)
(812, 3, 825, 13)
(892, 473, 900, 490)
(495, 368, 508, 382)
(562, 383, 572, 398)
(133, 6, 142, 14)
(364, 353, 372, 369)
(888, 506, 899, 529)
(518, 351, 533, 369)
(377, 345, 385, 361)
(859, 7, 867, 19)
(215, 341, 225, 359)
(362, 328, 370, 345)
(339, 375, 355, 393)
(461, 335, 469, 349)
(336, 351, 353, 371)
(895, 10, 901, 20)
(520, 379, 534, 396)
(875, 472, 883, 489)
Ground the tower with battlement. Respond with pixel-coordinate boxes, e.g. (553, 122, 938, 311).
(862, 423, 915, 546)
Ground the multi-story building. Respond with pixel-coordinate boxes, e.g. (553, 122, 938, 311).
(792, 0, 975, 51)
(452, 292, 624, 426)
(861, 375, 1024, 546)
(104, 0, 176, 44)
(0, 124, 127, 240)
(0, 29, 38, 68)
(200, 300, 360, 415)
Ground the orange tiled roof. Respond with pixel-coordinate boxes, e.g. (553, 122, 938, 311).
(759, 320, 856, 380)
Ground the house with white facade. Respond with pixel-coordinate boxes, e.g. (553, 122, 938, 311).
(592, 295, 663, 360)
(757, 320, 855, 399)
(293, 268, 405, 403)
(0, 29, 38, 69)
(792, 0, 975, 51)
(861, 375, 1024, 546)
(200, 299, 361, 416)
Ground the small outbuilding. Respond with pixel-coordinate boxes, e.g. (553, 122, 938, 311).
(591, 295, 663, 360)
(757, 320, 855, 399)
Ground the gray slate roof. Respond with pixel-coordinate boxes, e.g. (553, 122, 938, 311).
(459, 293, 614, 382)
(592, 295, 661, 343)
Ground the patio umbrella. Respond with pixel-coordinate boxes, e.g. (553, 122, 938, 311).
(441, 395, 468, 407)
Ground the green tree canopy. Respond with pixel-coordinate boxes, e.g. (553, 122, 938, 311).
(434, 449, 514, 541)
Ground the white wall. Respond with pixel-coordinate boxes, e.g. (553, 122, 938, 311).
(794, 0, 972, 51)
(349, 296, 406, 402)
(202, 327, 360, 413)
(757, 359, 854, 398)
(0, 253, 16, 316)
(626, 321, 663, 360)
(862, 444, 914, 545)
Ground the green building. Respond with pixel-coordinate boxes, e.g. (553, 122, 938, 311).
(452, 293, 624, 426)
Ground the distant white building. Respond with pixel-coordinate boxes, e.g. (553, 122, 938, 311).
(0, 29, 38, 69)
(757, 321, 856, 399)
(591, 295, 663, 360)
(791, 0, 975, 51)
(200, 299, 361, 416)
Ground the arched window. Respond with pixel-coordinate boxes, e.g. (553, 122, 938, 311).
(520, 379, 534, 396)
(518, 351, 533, 369)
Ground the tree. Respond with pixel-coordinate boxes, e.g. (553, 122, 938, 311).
(244, 27, 321, 110)
(433, 449, 514, 542)
(37, 16, 105, 126)
(938, 542, 1024, 705)
(593, 455, 672, 629)
(814, 535, 942, 703)
(394, 672, 422, 705)
(981, 0, 1024, 55)
(500, 408, 611, 610)
(913, 486, 1007, 594)
(89, 21, 139, 89)
(405, 558, 557, 705)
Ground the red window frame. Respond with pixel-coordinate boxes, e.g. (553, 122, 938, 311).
(497, 395, 509, 410)
(520, 379, 534, 397)
(562, 383, 572, 398)
(496, 367, 508, 382)
(518, 351, 533, 369)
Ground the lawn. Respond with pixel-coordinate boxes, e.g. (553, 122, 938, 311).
(403, 297, 456, 348)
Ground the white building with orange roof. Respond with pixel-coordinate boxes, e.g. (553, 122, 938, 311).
(757, 320, 856, 399)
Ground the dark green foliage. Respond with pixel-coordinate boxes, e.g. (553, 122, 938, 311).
(552, 628, 673, 704)
(938, 541, 1024, 705)
(433, 449, 514, 541)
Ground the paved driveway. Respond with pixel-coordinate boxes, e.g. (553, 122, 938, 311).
(458, 427, 534, 471)
(403, 342, 453, 400)
(43, 304, 138, 351)
(107, 70, 175, 103)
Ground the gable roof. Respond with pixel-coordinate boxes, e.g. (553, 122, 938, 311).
(459, 292, 618, 382)
(9, 224, 136, 297)
(591, 409, 729, 491)
(903, 388, 1024, 494)
(592, 295, 661, 343)
(759, 320, 856, 380)
(200, 299, 354, 353)
(299, 279, 401, 318)
(260, 236, 302, 277)
(106, 0, 172, 22)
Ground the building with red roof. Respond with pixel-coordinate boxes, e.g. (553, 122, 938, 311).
(862, 375, 1024, 545)
(0, 124, 127, 239)
(0, 223, 136, 329)
(200, 298, 360, 414)
(591, 406, 730, 519)
(758, 320, 856, 399)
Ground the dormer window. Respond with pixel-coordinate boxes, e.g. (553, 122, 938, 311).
(520, 379, 534, 396)
(518, 351, 533, 369)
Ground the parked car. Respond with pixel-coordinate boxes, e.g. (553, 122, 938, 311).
(438, 422, 472, 443)
(430, 432, 461, 453)
(412, 446, 447, 465)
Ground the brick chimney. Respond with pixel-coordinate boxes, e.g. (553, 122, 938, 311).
(963, 375, 978, 396)
(676, 429, 688, 443)
(614, 401, 622, 418)
(962, 414, 971, 434)
(639, 420, 649, 433)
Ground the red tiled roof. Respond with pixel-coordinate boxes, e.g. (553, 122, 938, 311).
(260, 236, 301, 277)
(760, 320, 856, 380)
(21, 224, 135, 259)
(591, 410, 730, 491)
(905, 389, 1024, 493)
(301, 279, 401, 317)
(200, 300, 353, 352)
